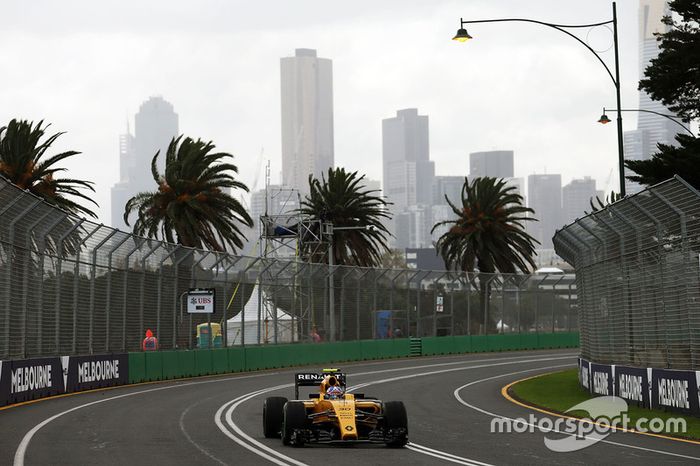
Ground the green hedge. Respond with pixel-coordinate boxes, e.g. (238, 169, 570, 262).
(127, 332, 579, 383)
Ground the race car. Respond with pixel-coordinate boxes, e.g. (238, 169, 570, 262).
(262, 368, 408, 447)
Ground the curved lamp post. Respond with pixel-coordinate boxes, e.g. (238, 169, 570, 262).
(454, 2, 626, 196)
(598, 107, 695, 136)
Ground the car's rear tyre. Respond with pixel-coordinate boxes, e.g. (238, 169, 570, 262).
(383, 401, 408, 447)
(282, 401, 308, 447)
(263, 396, 287, 438)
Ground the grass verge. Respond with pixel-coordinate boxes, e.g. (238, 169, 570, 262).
(508, 369, 700, 441)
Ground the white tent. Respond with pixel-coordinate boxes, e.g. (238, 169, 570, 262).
(226, 285, 297, 345)
(496, 319, 510, 333)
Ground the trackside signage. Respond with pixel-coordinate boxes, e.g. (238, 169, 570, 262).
(0, 357, 64, 405)
(65, 354, 129, 392)
(589, 363, 613, 397)
(578, 358, 590, 392)
(578, 358, 700, 416)
(651, 368, 700, 415)
(614, 365, 649, 407)
(0, 354, 129, 407)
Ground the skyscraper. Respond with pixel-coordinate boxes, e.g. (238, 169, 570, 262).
(469, 150, 514, 179)
(624, 0, 677, 195)
(382, 108, 435, 214)
(280, 49, 334, 195)
(111, 96, 179, 231)
(433, 175, 465, 205)
(562, 177, 597, 224)
(528, 174, 562, 249)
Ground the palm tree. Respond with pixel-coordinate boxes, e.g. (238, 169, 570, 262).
(0, 119, 97, 218)
(432, 177, 538, 333)
(123, 135, 253, 252)
(299, 168, 391, 267)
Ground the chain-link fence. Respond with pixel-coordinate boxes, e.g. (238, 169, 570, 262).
(0, 176, 577, 360)
(554, 175, 700, 370)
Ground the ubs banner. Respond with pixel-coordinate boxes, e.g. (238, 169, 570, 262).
(0, 354, 128, 407)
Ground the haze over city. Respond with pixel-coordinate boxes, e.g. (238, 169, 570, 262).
(1, 0, 647, 227)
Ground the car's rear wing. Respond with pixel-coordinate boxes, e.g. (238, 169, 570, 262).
(294, 369, 346, 399)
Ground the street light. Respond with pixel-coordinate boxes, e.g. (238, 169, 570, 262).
(598, 107, 695, 136)
(454, 2, 626, 196)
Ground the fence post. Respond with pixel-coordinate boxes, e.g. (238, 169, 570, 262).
(650, 189, 694, 369)
(70, 224, 101, 355)
(122, 238, 146, 352)
(105, 233, 130, 352)
(89, 228, 118, 354)
(13, 198, 43, 358)
(21, 208, 54, 358)
(629, 197, 669, 367)
(172, 248, 194, 349)
(139, 242, 163, 347)
(356, 268, 371, 341)
(0, 190, 36, 358)
(35, 212, 70, 356)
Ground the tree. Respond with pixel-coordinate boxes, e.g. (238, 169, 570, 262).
(379, 248, 408, 269)
(299, 168, 391, 267)
(638, 0, 700, 122)
(627, 0, 699, 189)
(0, 119, 97, 218)
(124, 135, 253, 252)
(587, 190, 623, 214)
(625, 134, 700, 189)
(432, 177, 538, 332)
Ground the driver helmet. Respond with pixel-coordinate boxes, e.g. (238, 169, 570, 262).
(326, 384, 344, 399)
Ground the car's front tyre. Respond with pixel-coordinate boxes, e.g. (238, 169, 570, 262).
(383, 401, 408, 447)
(282, 401, 309, 447)
(263, 396, 287, 438)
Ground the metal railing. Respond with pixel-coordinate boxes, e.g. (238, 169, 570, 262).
(554, 175, 700, 370)
(0, 176, 577, 359)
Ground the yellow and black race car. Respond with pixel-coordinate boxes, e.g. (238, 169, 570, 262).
(262, 369, 408, 447)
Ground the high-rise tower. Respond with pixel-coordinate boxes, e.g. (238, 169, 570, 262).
(624, 0, 677, 195)
(382, 108, 435, 214)
(280, 49, 335, 195)
(111, 96, 179, 231)
(528, 174, 562, 249)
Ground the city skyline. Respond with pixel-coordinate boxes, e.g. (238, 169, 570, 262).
(1, 0, 682, 227)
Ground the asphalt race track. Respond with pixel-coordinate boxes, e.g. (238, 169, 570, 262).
(1, 349, 698, 465)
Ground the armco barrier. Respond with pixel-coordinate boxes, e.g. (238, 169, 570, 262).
(0, 333, 578, 407)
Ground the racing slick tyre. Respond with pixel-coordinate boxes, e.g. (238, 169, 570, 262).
(282, 401, 309, 447)
(263, 396, 287, 438)
(383, 401, 408, 447)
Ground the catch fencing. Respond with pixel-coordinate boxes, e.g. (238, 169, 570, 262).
(554, 175, 700, 371)
(0, 176, 577, 360)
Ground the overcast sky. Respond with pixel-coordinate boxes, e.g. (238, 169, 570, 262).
(1, 0, 646, 225)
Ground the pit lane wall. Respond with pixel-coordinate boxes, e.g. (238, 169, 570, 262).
(0, 332, 577, 407)
(578, 357, 700, 417)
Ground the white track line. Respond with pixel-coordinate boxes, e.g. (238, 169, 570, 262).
(217, 354, 576, 465)
(12, 372, 280, 466)
(407, 443, 494, 466)
(179, 399, 228, 466)
(453, 367, 700, 462)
